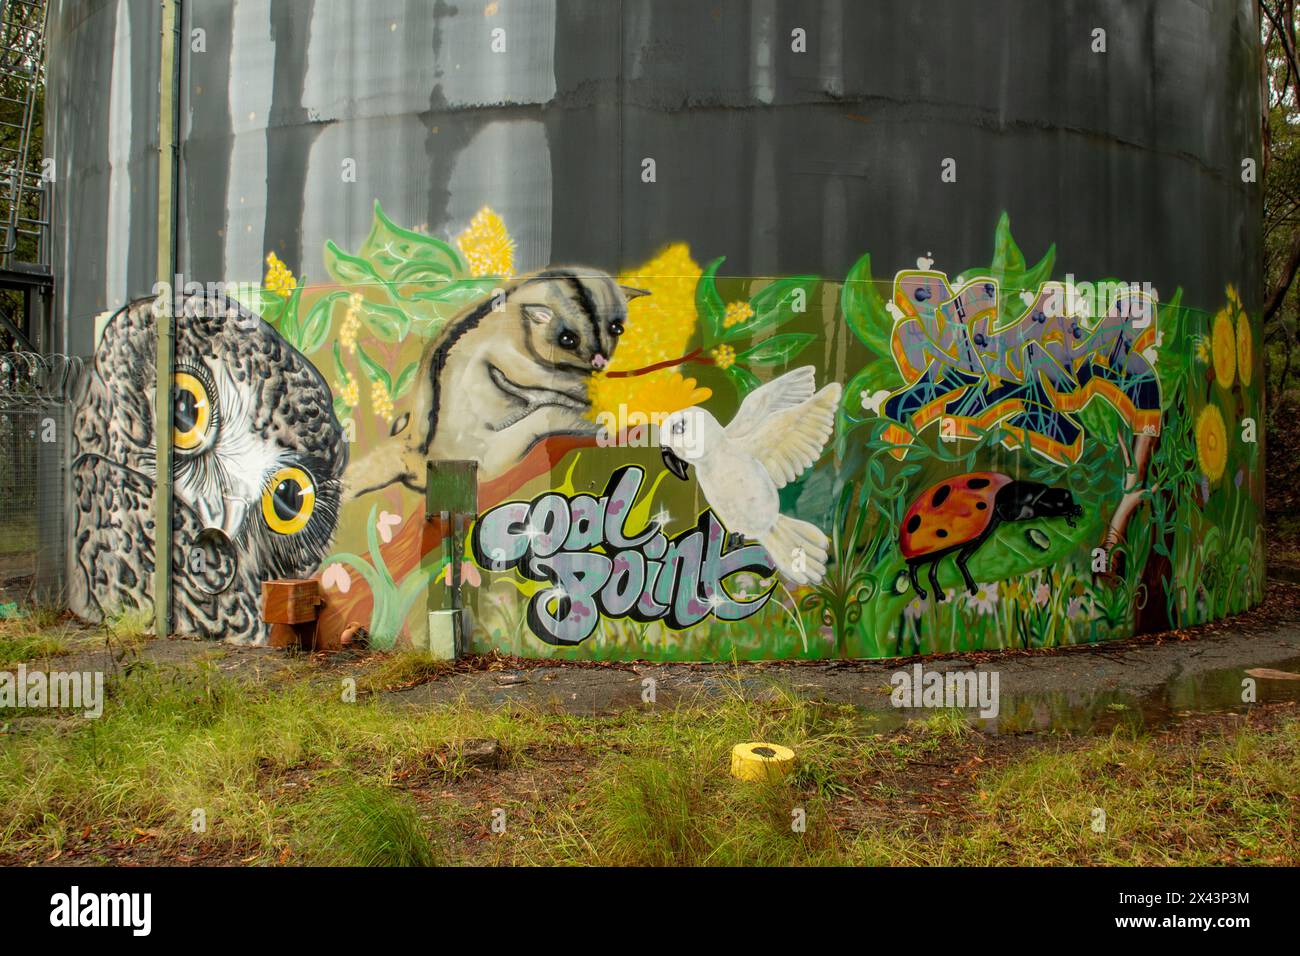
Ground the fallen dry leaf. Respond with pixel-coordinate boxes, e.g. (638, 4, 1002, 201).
(1245, 667, 1300, 681)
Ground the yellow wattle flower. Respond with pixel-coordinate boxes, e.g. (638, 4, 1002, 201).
(263, 252, 298, 298)
(370, 378, 394, 421)
(711, 344, 737, 370)
(339, 293, 362, 353)
(1195, 403, 1228, 484)
(723, 300, 755, 329)
(337, 379, 359, 407)
(456, 207, 516, 278)
(588, 243, 706, 420)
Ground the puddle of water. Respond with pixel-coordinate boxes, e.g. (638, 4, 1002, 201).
(860, 657, 1300, 736)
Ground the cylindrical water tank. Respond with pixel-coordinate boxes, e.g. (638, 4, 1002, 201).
(48, 0, 1265, 660)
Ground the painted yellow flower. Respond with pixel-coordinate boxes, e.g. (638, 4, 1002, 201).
(337, 378, 360, 407)
(370, 378, 394, 422)
(588, 243, 705, 420)
(340, 292, 362, 353)
(723, 300, 754, 329)
(613, 243, 702, 368)
(1195, 404, 1228, 483)
(1211, 308, 1235, 389)
(1236, 309, 1253, 389)
(455, 207, 515, 278)
(711, 344, 737, 370)
(588, 370, 711, 422)
(264, 252, 297, 297)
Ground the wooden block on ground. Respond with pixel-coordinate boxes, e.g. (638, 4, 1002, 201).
(261, 579, 321, 625)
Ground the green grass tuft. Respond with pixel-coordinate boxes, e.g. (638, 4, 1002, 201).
(293, 781, 438, 867)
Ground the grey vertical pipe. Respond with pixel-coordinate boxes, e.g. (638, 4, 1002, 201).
(153, 0, 180, 638)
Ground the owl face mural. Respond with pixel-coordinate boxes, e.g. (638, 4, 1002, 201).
(69, 292, 347, 643)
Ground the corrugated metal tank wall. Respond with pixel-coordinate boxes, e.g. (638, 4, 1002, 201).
(50, 0, 1261, 330)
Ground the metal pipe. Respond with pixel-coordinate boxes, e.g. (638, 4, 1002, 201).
(153, 0, 180, 638)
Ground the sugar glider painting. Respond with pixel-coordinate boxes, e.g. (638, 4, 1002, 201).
(69, 293, 348, 644)
(346, 268, 646, 495)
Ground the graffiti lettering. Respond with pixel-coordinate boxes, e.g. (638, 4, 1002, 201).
(471, 466, 776, 645)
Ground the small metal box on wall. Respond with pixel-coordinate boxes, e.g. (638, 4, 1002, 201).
(426, 460, 478, 660)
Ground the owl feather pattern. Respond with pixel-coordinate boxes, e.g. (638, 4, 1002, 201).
(69, 293, 347, 644)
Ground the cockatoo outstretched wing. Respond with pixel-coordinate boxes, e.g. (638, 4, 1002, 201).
(724, 366, 817, 443)
(726, 368, 842, 488)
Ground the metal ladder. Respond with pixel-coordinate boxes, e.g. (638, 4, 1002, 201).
(0, 0, 47, 274)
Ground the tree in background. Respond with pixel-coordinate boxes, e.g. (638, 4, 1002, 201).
(1261, 1, 1300, 551)
(0, 4, 44, 353)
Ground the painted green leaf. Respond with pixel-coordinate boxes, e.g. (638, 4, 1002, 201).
(728, 276, 818, 341)
(737, 333, 814, 367)
(841, 253, 892, 357)
(405, 278, 499, 305)
(324, 240, 384, 289)
(990, 211, 1026, 283)
(1020, 245, 1056, 297)
(361, 201, 465, 277)
(332, 341, 350, 382)
(358, 299, 412, 342)
(299, 291, 347, 356)
(967, 510, 1095, 584)
(390, 258, 457, 287)
(725, 364, 761, 398)
(696, 257, 727, 348)
(839, 358, 904, 426)
(280, 279, 305, 346)
(259, 292, 285, 327)
(355, 344, 393, 393)
(393, 361, 419, 399)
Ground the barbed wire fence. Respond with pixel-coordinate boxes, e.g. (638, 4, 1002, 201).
(0, 351, 80, 610)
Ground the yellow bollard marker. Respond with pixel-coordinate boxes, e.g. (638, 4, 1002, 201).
(730, 742, 796, 782)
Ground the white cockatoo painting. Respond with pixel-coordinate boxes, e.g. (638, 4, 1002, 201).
(658, 366, 841, 585)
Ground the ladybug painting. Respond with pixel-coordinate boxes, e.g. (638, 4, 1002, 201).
(900, 472, 1083, 600)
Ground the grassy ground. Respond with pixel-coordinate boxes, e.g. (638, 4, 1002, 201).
(0, 622, 1296, 866)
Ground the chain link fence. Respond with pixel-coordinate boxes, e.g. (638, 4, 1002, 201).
(0, 351, 77, 610)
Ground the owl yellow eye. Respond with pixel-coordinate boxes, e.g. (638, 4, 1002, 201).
(261, 466, 316, 535)
(173, 371, 212, 451)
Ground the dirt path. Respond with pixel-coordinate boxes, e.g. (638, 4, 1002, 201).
(27, 582, 1300, 734)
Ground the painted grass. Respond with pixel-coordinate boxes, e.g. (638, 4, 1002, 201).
(0, 651, 1295, 865)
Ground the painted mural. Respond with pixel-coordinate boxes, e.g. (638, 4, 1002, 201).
(68, 204, 1265, 659)
(69, 294, 348, 642)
